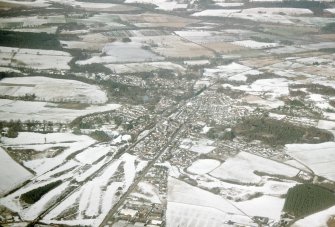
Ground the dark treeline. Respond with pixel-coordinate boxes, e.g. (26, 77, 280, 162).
(21, 180, 62, 204)
(0, 30, 61, 50)
(283, 184, 335, 218)
(233, 117, 333, 146)
(0, 120, 62, 138)
(291, 84, 335, 96)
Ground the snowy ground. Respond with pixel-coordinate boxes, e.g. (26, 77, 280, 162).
(187, 159, 221, 175)
(179, 137, 216, 154)
(42, 153, 146, 227)
(0, 16, 65, 28)
(76, 42, 164, 64)
(234, 195, 284, 221)
(0, 46, 72, 70)
(210, 152, 299, 184)
(204, 62, 262, 82)
(232, 40, 279, 49)
(106, 61, 185, 74)
(223, 77, 291, 105)
(2, 132, 96, 175)
(286, 142, 335, 181)
(292, 205, 335, 227)
(0, 130, 145, 226)
(0, 99, 120, 122)
(125, 0, 187, 11)
(192, 8, 319, 25)
(167, 177, 255, 227)
(0, 77, 108, 104)
(0, 147, 33, 196)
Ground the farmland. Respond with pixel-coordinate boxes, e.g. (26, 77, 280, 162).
(0, 0, 335, 227)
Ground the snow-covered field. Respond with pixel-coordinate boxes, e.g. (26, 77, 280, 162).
(125, 0, 187, 11)
(187, 159, 221, 175)
(167, 177, 255, 227)
(292, 205, 335, 227)
(0, 46, 72, 70)
(0, 16, 65, 28)
(192, 8, 315, 24)
(216, 3, 244, 7)
(210, 152, 299, 184)
(0, 130, 145, 226)
(130, 181, 161, 204)
(223, 77, 290, 106)
(10, 26, 58, 34)
(325, 8, 335, 14)
(2, 132, 96, 174)
(106, 61, 185, 74)
(180, 138, 216, 154)
(132, 35, 215, 58)
(54, 0, 139, 12)
(184, 60, 210, 66)
(43, 153, 146, 227)
(0, 147, 33, 196)
(77, 42, 163, 64)
(0, 99, 120, 122)
(286, 142, 335, 181)
(75, 144, 114, 164)
(0, 77, 108, 104)
(232, 40, 279, 49)
(204, 62, 262, 82)
(242, 7, 313, 16)
(234, 195, 284, 221)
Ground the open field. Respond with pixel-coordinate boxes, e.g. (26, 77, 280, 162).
(210, 152, 299, 184)
(1, 0, 335, 226)
(286, 142, 335, 181)
(0, 76, 108, 104)
(0, 147, 33, 196)
(0, 46, 72, 70)
(0, 99, 120, 122)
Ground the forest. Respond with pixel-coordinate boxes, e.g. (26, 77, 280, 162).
(21, 180, 62, 204)
(0, 30, 61, 50)
(233, 117, 333, 146)
(283, 184, 335, 218)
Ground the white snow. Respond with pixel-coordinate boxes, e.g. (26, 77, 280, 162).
(43, 188, 83, 220)
(20, 181, 70, 220)
(0, 46, 72, 70)
(232, 40, 279, 49)
(204, 62, 262, 82)
(234, 195, 285, 221)
(106, 61, 184, 74)
(2, 132, 96, 175)
(180, 138, 216, 154)
(0, 147, 33, 196)
(242, 7, 313, 16)
(226, 78, 290, 100)
(168, 177, 243, 213)
(286, 142, 335, 181)
(216, 3, 244, 7)
(187, 159, 221, 175)
(132, 182, 161, 204)
(0, 99, 120, 122)
(75, 145, 113, 164)
(292, 205, 335, 227)
(325, 8, 335, 14)
(167, 177, 254, 227)
(192, 9, 298, 24)
(77, 42, 163, 64)
(0, 77, 108, 104)
(210, 152, 299, 184)
(125, 0, 187, 11)
(184, 60, 210, 66)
